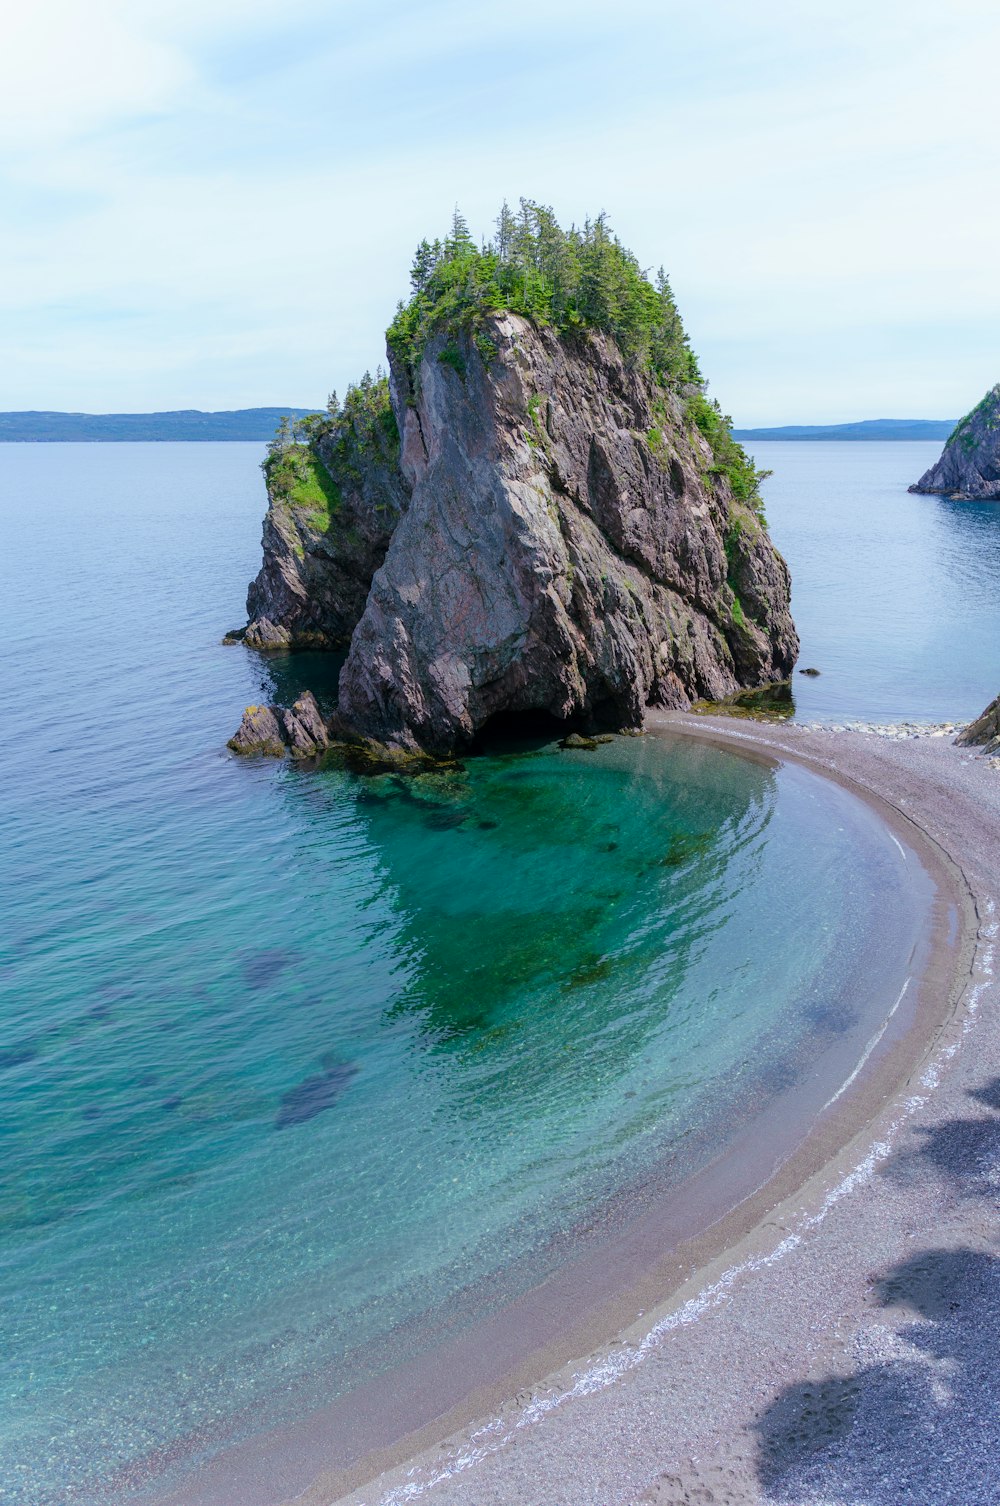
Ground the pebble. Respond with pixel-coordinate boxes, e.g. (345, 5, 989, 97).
(802, 721, 966, 741)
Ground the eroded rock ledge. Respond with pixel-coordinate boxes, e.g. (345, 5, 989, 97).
(237, 313, 798, 757)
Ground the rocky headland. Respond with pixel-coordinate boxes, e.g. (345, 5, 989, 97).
(231, 204, 798, 758)
(910, 382, 1000, 499)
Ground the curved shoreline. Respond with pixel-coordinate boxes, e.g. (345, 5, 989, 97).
(145, 717, 979, 1506)
(317, 715, 998, 1506)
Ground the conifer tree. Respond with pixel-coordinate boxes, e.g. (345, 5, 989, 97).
(447, 206, 474, 254)
(410, 239, 436, 293)
(495, 200, 516, 262)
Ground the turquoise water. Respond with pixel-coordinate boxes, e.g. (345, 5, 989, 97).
(0, 443, 936, 1504)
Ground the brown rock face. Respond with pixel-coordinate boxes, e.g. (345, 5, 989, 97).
(227, 704, 287, 757)
(227, 692, 330, 758)
(245, 410, 410, 650)
(241, 314, 798, 756)
(910, 384, 1000, 500)
(956, 692, 1000, 755)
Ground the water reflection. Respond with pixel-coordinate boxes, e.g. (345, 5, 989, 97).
(342, 737, 778, 1119)
(254, 647, 345, 715)
(930, 496, 1000, 597)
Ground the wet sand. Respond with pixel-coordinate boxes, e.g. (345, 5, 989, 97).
(308, 716, 1000, 1506)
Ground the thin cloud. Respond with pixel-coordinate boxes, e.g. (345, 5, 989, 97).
(3, 0, 998, 419)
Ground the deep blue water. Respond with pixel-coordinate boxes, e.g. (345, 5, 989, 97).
(0, 441, 965, 1504)
(752, 440, 1000, 724)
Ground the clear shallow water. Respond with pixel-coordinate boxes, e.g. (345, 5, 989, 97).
(751, 440, 1000, 724)
(0, 443, 936, 1504)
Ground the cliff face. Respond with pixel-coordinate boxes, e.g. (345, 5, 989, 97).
(243, 394, 410, 649)
(910, 385, 1000, 500)
(240, 314, 797, 755)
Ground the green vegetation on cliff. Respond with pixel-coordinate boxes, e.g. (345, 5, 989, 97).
(948, 382, 1000, 452)
(265, 372, 399, 520)
(386, 200, 767, 508)
(262, 444, 341, 530)
(267, 200, 767, 511)
(387, 201, 700, 388)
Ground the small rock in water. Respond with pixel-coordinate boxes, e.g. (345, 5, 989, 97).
(275, 1062, 359, 1129)
(277, 691, 330, 758)
(798, 667, 821, 676)
(227, 704, 286, 757)
(228, 691, 330, 758)
(559, 732, 600, 751)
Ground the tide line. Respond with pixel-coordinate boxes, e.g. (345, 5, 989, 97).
(823, 976, 910, 1112)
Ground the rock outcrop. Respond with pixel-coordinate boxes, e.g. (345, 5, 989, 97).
(244, 392, 410, 650)
(228, 691, 330, 758)
(237, 321, 798, 757)
(956, 692, 1000, 755)
(910, 385, 1000, 500)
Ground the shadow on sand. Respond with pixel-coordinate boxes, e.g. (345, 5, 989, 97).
(756, 1076, 1000, 1504)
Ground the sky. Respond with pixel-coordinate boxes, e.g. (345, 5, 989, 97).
(3, 0, 999, 424)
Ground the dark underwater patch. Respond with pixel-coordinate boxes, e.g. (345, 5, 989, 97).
(423, 809, 468, 830)
(275, 1061, 359, 1129)
(0, 1042, 39, 1072)
(243, 948, 300, 989)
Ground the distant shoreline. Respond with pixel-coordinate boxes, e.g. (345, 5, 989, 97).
(735, 419, 954, 441)
(0, 412, 954, 443)
(0, 408, 313, 442)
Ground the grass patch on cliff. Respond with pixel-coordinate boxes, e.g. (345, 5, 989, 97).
(264, 445, 342, 530)
(437, 342, 467, 381)
(264, 374, 400, 514)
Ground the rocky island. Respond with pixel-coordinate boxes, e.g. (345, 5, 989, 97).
(230, 204, 798, 757)
(909, 382, 1000, 499)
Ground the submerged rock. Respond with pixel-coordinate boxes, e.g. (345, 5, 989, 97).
(956, 692, 1000, 755)
(910, 384, 1000, 500)
(558, 731, 614, 750)
(275, 1061, 358, 1128)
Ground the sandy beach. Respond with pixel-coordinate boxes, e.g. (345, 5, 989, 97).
(305, 713, 1000, 1506)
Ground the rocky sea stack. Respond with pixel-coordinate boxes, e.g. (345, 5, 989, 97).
(234, 203, 798, 757)
(910, 383, 1000, 500)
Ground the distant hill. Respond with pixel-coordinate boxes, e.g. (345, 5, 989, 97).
(0, 409, 315, 442)
(732, 419, 956, 441)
